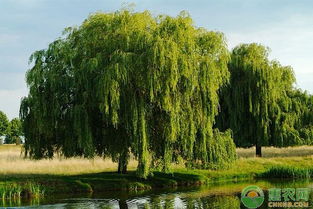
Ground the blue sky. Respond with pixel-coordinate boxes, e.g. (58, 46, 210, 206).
(1, 0, 313, 119)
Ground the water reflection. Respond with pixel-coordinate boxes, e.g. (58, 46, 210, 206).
(5, 179, 313, 209)
(25, 195, 240, 209)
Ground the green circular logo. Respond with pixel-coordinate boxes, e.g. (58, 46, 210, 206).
(241, 185, 264, 209)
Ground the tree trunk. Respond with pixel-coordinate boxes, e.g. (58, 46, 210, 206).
(118, 150, 129, 174)
(256, 144, 262, 157)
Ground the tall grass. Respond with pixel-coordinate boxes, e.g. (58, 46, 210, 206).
(237, 146, 313, 158)
(1, 145, 313, 181)
(259, 166, 313, 179)
(25, 182, 44, 197)
(0, 145, 137, 175)
(0, 184, 21, 199)
(0, 182, 43, 199)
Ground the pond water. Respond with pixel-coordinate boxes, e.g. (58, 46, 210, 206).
(3, 179, 313, 208)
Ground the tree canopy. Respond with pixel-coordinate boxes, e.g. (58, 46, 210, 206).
(272, 89, 313, 146)
(0, 111, 9, 137)
(5, 118, 23, 144)
(216, 43, 312, 156)
(20, 10, 236, 178)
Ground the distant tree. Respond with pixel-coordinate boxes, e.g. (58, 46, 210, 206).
(0, 111, 9, 137)
(4, 135, 13, 144)
(5, 118, 23, 144)
(217, 43, 295, 157)
(20, 10, 236, 178)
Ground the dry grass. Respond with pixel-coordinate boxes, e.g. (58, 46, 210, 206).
(236, 146, 313, 158)
(2, 145, 313, 176)
(0, 145, 137, 175)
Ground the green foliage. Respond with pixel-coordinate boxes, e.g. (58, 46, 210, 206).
(206, 129, 237, 169)
(0, 111, 9, 137)
(4, 136, 13, 144)
(192, 129, 236, 169)
(5, 118, 23, 144)
(216, 43, 301, 155)
(20, 10, 236, 178)
(272, 89, 313, 146)
(0, 182, 43, 200)
(259, 166, 312, 179)
(0, 184, 22, 199)
(217, 43, 313, 152)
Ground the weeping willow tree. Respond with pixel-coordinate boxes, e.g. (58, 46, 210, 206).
(20, 9, 236, 178)
(296, 91, 313, 143)
(216, 43, 296, 157)
(271, 89, 313, 146)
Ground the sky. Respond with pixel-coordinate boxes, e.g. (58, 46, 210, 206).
(0, 0, 313, 119)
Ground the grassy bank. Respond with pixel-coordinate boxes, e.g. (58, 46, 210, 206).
(186, 155, 313, 181)
(1, 145, 313, 198)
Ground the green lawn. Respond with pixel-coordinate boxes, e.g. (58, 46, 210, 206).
(1, 145, 313, 197)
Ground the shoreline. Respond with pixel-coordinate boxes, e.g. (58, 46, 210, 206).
(1, 146, 313, 200)
(1, 157, 313, 199)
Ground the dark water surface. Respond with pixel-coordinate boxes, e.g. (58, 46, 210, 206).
(2, 179, 313, 208)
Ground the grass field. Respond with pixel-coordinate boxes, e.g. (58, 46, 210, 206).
(1, 145, 313, 175)
(1, 144, 313, 197)
(0, 145, 137, 175)
(236, 146, 313, 158)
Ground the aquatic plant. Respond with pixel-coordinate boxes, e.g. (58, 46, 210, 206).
(0, 182, 43, 200)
